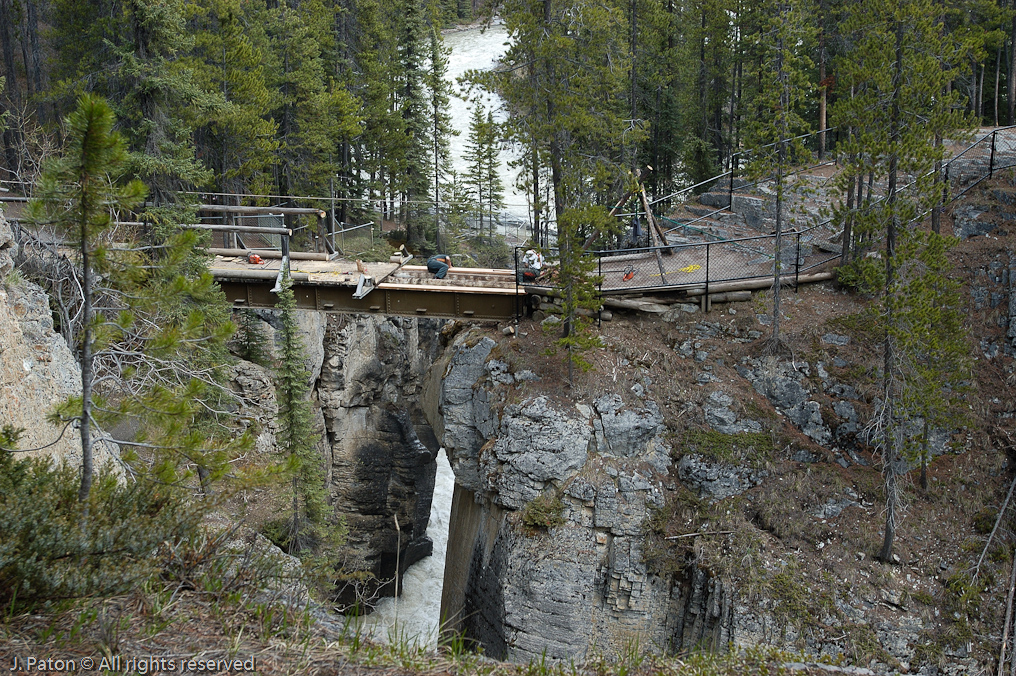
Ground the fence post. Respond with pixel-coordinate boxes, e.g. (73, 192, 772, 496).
(515, 247, 521, 320)
(704, 242, 710, 313)
(729, 156, 736, 207)
(991, 130, 997, 179)
(795, 232, 801, 292)
(597, 252, 603, 327)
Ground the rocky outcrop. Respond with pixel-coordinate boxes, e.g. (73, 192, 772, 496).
(437, 328, 727, 661)
(230, 309, 446, 610)
(0, 211, 117, 467)
(317, 314, 445, 608)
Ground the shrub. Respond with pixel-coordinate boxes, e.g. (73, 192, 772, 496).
(0, 448, 203, 612)
(521, 493, 565, 530)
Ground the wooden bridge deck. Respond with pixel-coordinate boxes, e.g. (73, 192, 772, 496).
(210, 254, 524, 320)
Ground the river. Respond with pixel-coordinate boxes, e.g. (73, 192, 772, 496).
(360, 449, 454, 648)
(360, 25, 520, 648)
(443, 23, 532, 242)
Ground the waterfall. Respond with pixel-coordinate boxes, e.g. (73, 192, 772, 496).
(361, 449, 455, 648)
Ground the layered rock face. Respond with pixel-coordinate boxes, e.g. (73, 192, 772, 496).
(318, 314, 445, 607)
(240, 309, 446, 609)
(437, 329, 731, 661)
(0, 210, 118, 467)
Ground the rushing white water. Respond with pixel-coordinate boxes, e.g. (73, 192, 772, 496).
(361, 449, 455, 648)
(443, 24, 532, 237)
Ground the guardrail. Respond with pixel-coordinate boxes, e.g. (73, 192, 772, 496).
(515, 234, 841, 301)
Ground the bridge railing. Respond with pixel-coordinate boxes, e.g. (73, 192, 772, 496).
(515, 233, 840, 299)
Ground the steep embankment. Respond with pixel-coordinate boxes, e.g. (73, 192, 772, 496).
(231, 309, 447, 608)
(0, 209, 119, 467)
(431, 175, 1016, 674)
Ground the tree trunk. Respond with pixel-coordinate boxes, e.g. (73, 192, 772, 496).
(920, 419, 929, 491)
(996, 46, 1003, 127)
(771, 4, 788, 346)
(532, 136, 541, 246)
(78, 199, 94, 506)
(932, 134, 943, 234)
(1010, 13, 1016, 124)
(841, 143, 856, 265)
(878, 23, 904, 565)
(0, 0, 18, 105)
(818, 31, 827, 160)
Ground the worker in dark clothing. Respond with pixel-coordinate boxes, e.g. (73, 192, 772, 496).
(427, 254, 452, 279)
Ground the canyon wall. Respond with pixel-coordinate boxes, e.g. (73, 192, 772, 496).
(435, 328, 732, 661)
(237, 309, 447, 609)
(0, 209, 118, 467)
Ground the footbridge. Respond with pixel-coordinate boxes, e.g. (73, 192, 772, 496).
(212, 252, 525, 321)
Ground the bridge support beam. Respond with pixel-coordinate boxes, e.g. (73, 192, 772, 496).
(217, 279, 521, 321)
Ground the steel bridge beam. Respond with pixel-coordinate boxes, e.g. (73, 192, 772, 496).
(217, 279, 521, 321)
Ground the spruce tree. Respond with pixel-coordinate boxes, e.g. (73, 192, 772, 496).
(463, 103, 491, 235)
(274, 277, 329, 554)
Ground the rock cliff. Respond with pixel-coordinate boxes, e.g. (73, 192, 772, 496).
(234, 309, 446, 609)
(434, 307, 997, 675)
(0, 209, 118, 467)
(437, 328, 728, 662)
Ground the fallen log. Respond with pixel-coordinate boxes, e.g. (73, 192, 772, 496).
(601, 298, 670, 314)
(681, 271, 835, 296)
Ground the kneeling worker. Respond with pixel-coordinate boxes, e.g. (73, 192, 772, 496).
(427, 253, 452, 279)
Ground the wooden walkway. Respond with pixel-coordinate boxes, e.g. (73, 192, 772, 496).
(210, 254, 523, 320)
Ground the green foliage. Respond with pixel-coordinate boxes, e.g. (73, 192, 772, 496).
(463, 102, 504, 237)
(682, 137, 719, 193)
(830, 0, 975, 561)
(232, 309, 272, 367)
(681, 428, 778, 467)
(551, 206, 618, 380)
(0, 448, 202, 612)
(270, 278, 331, 555)
(521, 493, 565, 531)
(28, 95, 250, 497)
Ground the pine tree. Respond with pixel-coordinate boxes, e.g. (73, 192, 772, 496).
(552, 206, 621, 383)
(742, 0, 814, 352)
(49, 0, 211, 200)
(396, 0, 432, 245)
(478, 0, 632, 237)
(833, 0, 974, 562)
(27, 95, 146, 504)
(188, 0, 281, 197)
(28, 94, 253, 502)
(425, 26, 456, 248)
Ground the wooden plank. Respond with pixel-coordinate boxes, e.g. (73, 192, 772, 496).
(207, 247, 330, 261)
(378, 281, 523, 295)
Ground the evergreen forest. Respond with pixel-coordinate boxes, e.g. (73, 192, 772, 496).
(0, 0, 1009, 249)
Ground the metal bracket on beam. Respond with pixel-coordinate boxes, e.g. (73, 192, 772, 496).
(353, 273, 375, 299)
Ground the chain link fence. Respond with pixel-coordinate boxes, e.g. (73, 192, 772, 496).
(516, 228, 835, 298)
(330, 221, 374, 256)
